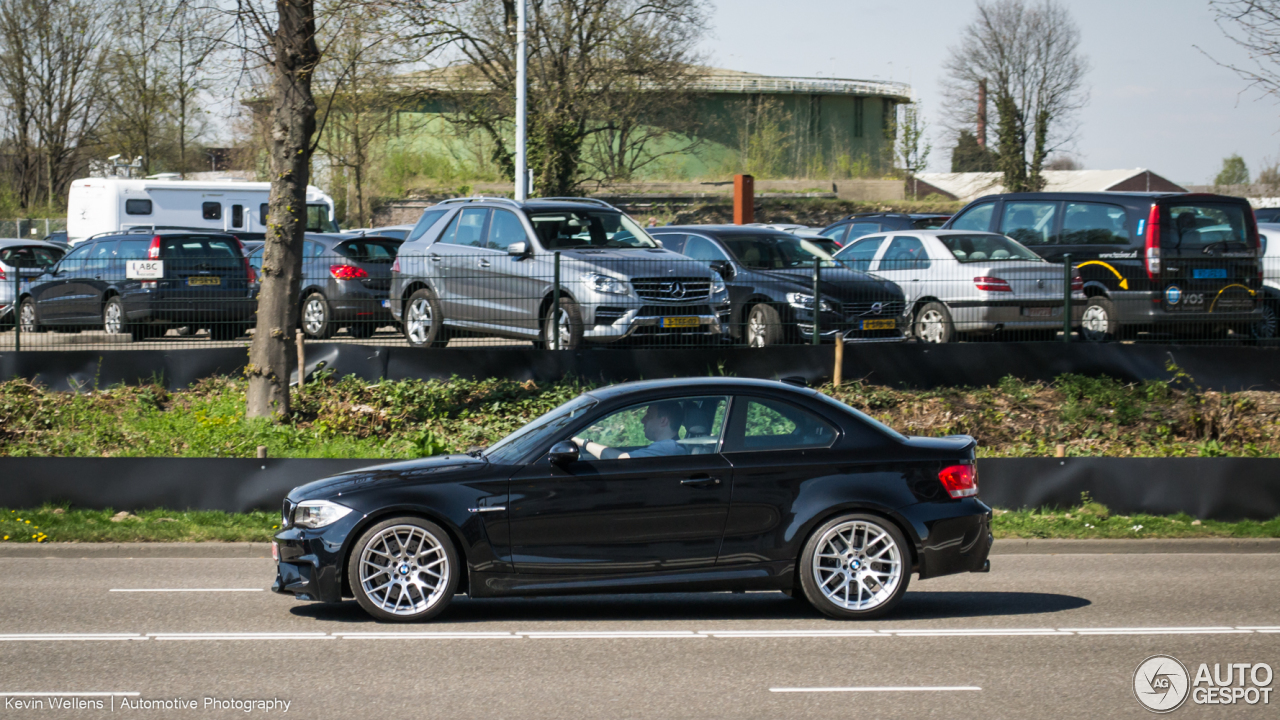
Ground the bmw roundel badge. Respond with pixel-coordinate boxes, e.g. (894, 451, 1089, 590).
(1165, 285, 1182, 305)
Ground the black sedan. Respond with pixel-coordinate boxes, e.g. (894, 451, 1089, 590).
(652, 226, 908, 345)
(272, 377, 992, 622)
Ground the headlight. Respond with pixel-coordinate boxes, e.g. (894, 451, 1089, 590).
(292, 500, 354, 529)
(786, 292, 836, 313)
(710, 276, 726, 295)
(585, 273, 630, 295)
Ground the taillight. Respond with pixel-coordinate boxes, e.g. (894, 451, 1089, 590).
(938, 464, 978, 499)
(973, 276, 1012, 292)
(0, 268, 6, 280)
(1144, 204, 1160, 279)
(230, 235, 254, 282)
(330, 265, 368, 280)
(148, 235, 162, 260)
(391, 257, 400, 273)
(1071, 273, 1083, 292)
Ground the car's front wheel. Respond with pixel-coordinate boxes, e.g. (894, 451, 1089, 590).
(913, 302, 955, 343)
(348, 516, 459, 623)
(745, 303, 783, 347)
(799, 513, 911, 619)
(18, 298, 40, 333)
(540, 296, 583, 350)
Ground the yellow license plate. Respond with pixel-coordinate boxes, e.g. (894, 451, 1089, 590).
(661, 316, 699, 328)
(188, 276, 221, 286)
(861, 318, 896, 330)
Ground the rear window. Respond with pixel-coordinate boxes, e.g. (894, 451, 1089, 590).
(160, 236, 242, 260)
(1164, 203, 1252, 251)
(937, 234, 1042, 263)
(337, 239, 401, 262)
(0, 245, 63, 268)
(912, 216, 949, 229)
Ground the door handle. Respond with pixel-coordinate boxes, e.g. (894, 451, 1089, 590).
(429, 255, 443, 262)
(477, 259, 491, 268)
(681, 475, 721, 487)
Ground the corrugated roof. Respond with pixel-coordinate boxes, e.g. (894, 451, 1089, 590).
(916, 169, 1169, 201)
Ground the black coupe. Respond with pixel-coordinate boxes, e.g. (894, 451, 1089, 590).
(272, 378, 992, 621)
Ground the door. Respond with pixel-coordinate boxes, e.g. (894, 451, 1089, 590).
(429, 208, 490, 320)
(834, 235, 887, 272)
(871, 235, 932, 305)
(463, 208, 541, 331)
(683, 235, 750, 329)
(64, 240, 117, 322)
(35, 242, 92, 323)
(508, 395, 733, 575)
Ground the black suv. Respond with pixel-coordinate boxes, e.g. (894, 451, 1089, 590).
(942, 192, 1263, 341)
(19, 230, 256, 341)
(818, 213, 951, 246)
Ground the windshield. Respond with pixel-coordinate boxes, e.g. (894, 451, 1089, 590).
(722, 234, 838, 269)
(306, 205, 339, 233)
(529, 210, 658, 250)
(937, 233, 1042, 263)
(483, 394, 599, 464)
(1165, 203, 1251, 251)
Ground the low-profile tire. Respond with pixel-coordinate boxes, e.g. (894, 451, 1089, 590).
(745, 303, 784, 347)
(301, 292, 335, 339)
(403, 288, 447, 347)
(1079, 296, 1119, 343)
(18, 297, 41, 334)
(540, 296, 583, 350)
(347, 516, 459, 623)
(913, 301, 955, 344)
(799, 513, 911, 620)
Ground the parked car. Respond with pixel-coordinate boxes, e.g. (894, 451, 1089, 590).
(40, 231, 69, 249)
(247, 233, 402, 339)
(833, 230, 1084, 343)
(18, 229, 256, 340)
(343, 224, 417, 241)
(1255, 208, 1280, 224)
(389, 197, 729, 348)
(942, 192, 1263, 342)
(1253, 222, 1280, 338)
(650, 225, 908, 346)
(271, 377, 992, 621)
(1, 239, 66, 326)
(818, 213, 952, 246)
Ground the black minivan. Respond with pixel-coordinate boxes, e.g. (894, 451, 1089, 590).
(19, 230, 256, 341)
(942, 192, 1263, 341)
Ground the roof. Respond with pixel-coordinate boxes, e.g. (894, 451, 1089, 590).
(585, 376, 807, 400)
(915, 169, 1187, 202)
(650, 225, 793, 235)
(0, 238, 64, 249)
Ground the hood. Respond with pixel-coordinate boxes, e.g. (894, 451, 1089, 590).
(287, 454, 487, 501)
(763, 267, 904, 302)
(558, 248, 717, 278)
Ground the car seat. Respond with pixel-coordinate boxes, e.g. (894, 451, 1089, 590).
(679, 402, 717, 455)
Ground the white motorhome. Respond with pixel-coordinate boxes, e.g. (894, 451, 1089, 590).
(66, 177, 338, 242)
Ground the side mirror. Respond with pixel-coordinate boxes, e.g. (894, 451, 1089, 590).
(507, 241, 529, 257)
(547, 440, 579, 466)
(710, 260, 733, 279)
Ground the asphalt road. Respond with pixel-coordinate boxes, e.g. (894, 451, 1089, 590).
(1, 553, 1277, 718)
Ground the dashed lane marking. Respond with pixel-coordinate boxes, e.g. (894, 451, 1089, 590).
(770, 686, 981, 693)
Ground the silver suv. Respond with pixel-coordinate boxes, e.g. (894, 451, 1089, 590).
(389, 198, 729, 347)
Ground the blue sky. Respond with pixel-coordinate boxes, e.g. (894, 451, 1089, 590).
(702, 0, 1280, 184)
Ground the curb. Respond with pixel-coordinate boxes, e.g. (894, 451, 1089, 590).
(0, 538, 1278, 559)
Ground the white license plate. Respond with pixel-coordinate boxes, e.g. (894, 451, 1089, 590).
(1024, 307, 1054, 317)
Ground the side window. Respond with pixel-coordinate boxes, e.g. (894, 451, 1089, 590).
(56, 242, 92, 272)
(950, 203, 995, 232)
(486, 209, 528, 252)
(819, 225, 848, 243)
(249, 248, 264, 274)
(1061, 202, 1129, 245)
(1001, 201, 1059, 246)
(573, 396, 729, 459)
(726, 397, 837, 452)
(125, 199, 152, 215)
(844, 222, 881, 242)
(653, 233, 687, 253)
(85, 241, 116, 272)
(879, 236, 931, 271)
(405, 208, 449, 243)
(835, 235, 886, 272)
(116, 239, 152, 259)
(304, 241, 324, 258)
(202, 202, 222, 221)
(683, 236, 730, 263)
(438, 208, 489, 247)
(231, 204, 244, 229)
(259, 204, 269, 225)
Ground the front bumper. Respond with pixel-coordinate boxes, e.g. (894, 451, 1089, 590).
(271, 514, 363, 603)
(585, 300, 731, 343)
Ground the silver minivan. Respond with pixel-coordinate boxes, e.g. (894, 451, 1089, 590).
(389, 198, 729, 348)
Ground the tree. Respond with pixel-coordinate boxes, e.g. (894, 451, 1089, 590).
(942, 0, 1089, 192)
(1215, 154, 1250, 186)
(427, 0, 710, 196)
(101, 0, 180, 177)
(950, 130, 998, 172)
(894, 101, 932, 176)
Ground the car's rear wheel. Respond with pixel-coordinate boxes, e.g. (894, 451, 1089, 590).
(1079, 296, 1119, 342)
(103, 297, 128, 335)
(18, 298, 40, 333)
(404, 289, 447, 347)
(301, 292, 334, 339)
(799, 513, 911, 619)
(348, 517, 458, 623)
(540, 296, 583, 350)
(913, 302, 955, 343)
(745, 303, 783, 347)
(1251, 302, 1278, 342)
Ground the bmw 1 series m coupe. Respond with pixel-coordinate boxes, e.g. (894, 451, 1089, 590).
(272, 377, 992, 621)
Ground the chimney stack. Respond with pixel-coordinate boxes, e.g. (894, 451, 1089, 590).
(977, 79, 988, 148)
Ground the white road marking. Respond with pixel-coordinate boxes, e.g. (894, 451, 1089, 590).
(770, 686, 981, 693)
(147, 633, 333, 641)
(0, 692, 141, 697)
(336, 632, 519, 640)
(110, 588, 264, 593)
(0, 634, 145, 642)
(1062, 627, 1251, 635)
(703, 630, 883, 638)
(520, 631, 705, 639)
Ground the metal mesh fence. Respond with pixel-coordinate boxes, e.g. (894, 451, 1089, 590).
(1, 250, 1275, 351)
(0, 218, 67, 241)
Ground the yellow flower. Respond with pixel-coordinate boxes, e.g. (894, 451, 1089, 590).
(24, 520, 29, 524)
(2, 536, 7, 540)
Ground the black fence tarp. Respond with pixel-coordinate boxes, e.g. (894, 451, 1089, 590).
(2, 342, 1279, 392)
(1, 457, 1276, 521)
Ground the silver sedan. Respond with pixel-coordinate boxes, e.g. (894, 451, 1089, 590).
(833, 229, 1085, 343)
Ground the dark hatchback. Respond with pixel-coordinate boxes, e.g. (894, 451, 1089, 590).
(651, 225, 908, 345)
(19, 230, 255, 340)
(942, 192, 1263, 341)
(273, 378, 992, 621)
(248, 233, 402, 339)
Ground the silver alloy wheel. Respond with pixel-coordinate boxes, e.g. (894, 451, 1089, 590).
(811, 519, 903, 611)
(916, 308, 947, 343)
(103, 301, 123, 334)
(747, 309, 768, 347)
(545, 308, 571, 349)
(1081, 304, 1110, 337)
(302, 297, 327, 336)
(406, 297, 433, 345)
(1257, 304, 1278, 339)
(19, 301, 35, 332)
(358, 524, 450, 617)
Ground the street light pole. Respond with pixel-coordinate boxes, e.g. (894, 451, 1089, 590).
(514, 0, 528, 201)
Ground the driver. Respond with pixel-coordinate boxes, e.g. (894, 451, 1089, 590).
(572, 401, 687, 459)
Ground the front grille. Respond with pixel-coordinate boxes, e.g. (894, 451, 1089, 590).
(843, 300, 905, 318)
(632, 277, 712, 302)
(638, 305, 712, 317)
